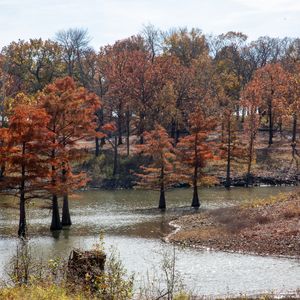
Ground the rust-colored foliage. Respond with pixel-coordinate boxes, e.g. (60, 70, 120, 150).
(135, 124, 176, 209)
(0, 103, 52, 237)
(38, 77, 100, 228)
(176, 108, 218, 207)
(38, 77, 100, 190)
(249, 63, 289, 146)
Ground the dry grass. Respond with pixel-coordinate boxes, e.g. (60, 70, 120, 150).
(242, 192, 294, 209)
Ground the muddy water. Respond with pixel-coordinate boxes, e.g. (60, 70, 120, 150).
(0, 186, 299, 297)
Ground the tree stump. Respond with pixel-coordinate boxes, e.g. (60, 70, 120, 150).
(67, 249, 106, 287)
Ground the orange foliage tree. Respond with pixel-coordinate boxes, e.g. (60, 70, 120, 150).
(124, 51, 172, 144)
(176, 108, 217, 207)
(38, 77, 100, 230)
(167, 58, 195, 143)
(135, 124, 176, 209)
(250, 63, 289, 146)
(0, 104, 52, 237)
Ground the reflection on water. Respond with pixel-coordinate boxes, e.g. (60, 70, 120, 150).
(0, 186, 299, 296)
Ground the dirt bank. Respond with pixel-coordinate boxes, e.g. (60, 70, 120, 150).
(167, 191, 300, 258)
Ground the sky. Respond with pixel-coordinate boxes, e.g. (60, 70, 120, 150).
(0, 0, 300, 49)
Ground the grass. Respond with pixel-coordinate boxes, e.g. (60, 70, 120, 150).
(0, 285, 299, 300)
(0, 284, 86, 300)
(242, 192, 295, 209)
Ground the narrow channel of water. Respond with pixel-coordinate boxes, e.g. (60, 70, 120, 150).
(0, 186, 299, 297)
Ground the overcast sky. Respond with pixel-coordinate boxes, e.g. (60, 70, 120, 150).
(0, 0, 299, 49)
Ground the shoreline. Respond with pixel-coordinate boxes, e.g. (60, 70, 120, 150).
(88, 174, 299, 190)
(165, 224, 300, 261)
(165, 192, 300, 259)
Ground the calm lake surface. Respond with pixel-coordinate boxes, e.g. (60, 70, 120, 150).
(0, 186, 299, 297)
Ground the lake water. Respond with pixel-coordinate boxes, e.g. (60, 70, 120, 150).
(0, 186, 299, 297)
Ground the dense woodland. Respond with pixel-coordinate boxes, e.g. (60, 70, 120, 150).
(0, 26, 300, 237)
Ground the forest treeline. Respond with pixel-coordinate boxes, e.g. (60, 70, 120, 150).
(0, 26, 300, 237)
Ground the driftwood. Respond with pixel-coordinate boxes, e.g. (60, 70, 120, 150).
(67, 249, 106, 286)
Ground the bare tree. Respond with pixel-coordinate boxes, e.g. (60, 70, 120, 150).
(141, 24, 163, 62)
(55, 28, 91, 85)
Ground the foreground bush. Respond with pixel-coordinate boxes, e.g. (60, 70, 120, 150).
(2, 237, 134, 300)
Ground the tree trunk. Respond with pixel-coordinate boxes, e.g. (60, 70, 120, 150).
(18, 142, 26, 238)
(113, 136, 118, 177)
(126, 110, 130, 157)
(225, 119, 231, 189)
(191, 184, 200, 208)
(191, 134, 200, 207)
(221, 120, 225, 143)
(139, 134, 144, 145)
(95, 136, 100, 157)
(50, 195, 62, 231)
(18, 193, 26, 238)
(175, 128, 180, 144)
(139, 112, 145, 144)
(279, 119, 283, 139)
(95, 106, 105, 154)
(236, 104, 240, 120)
(241, 107, 245, 123)
(170, 120, 176, 139)
(61, 167, 71, 226)
(268, 100, 273, 146)
(268, 88, 274, 147)
(118, 120, 123, 145)
(0, 164, 5, 179)
(159, 190, 166, 209)
(159, 165, 166, 209)
(99, 108, 106, 146)
(246, 133, 254, 188)
(292, 113, 297, 158)
(62, 194, 72, 226)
